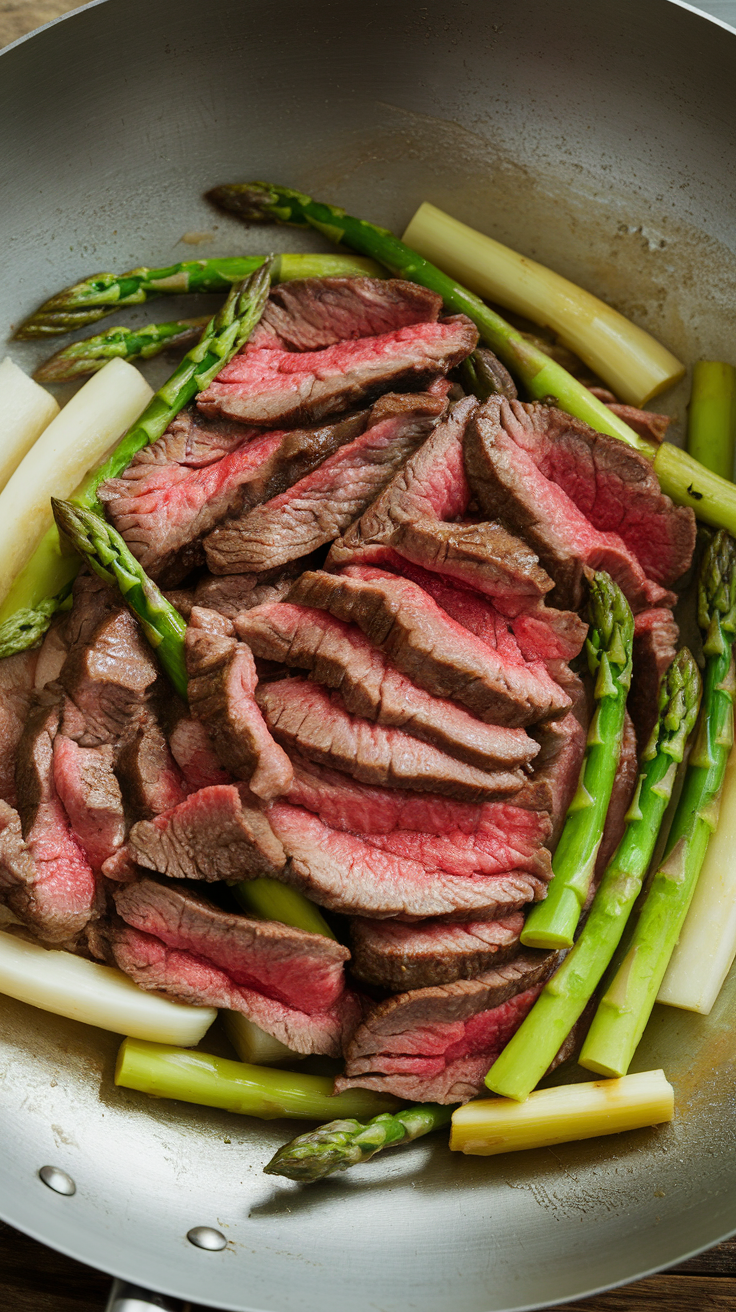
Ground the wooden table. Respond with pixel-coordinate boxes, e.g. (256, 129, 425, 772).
(3, 1, 736, 1308)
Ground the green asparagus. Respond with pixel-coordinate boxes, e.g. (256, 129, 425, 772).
(233, 878, 335, 940)
(264, 1103, 453, 1182)
(487, 648, 701, 1101)
(520, 572, 634, 950)
(15, 252, 382, 338)
(0, 264, 271, 656)
(687, 361, 736, 481)
(580, 530, 736, 1078)
(116, 1038, 400, 1121)
(208, 182, 736, 535)
(33, 317, 211, 383)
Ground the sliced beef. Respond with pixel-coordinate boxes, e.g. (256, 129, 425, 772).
(100, 410, 372, 585)
(257, 680, 524, 801)
(531, 669, 590, 849)
(349, 914, 525, 991)
(167, 714, 231, 792)
(334, 951, 559, 1103)
(115, 709, 189, 819)
(124, 784, 286, 882)
(283, 756, 554, 877)
(267, 804, 548, 921)
(59, 606, 159, 748)
(500, 400, 694, 586)
(204, 397, 444, 575)
(591, 710, 639, 890)
(0, 650, 38, 807)
(104, 921, 359, 1057)
(289, 568, 570, 726)
(629, 607, 679, 752)
(34, 616, 71, 691)
(198, 314, 478, 428)
(193, 555, 319, 620)
(249, 277, 443, 351)
(465, 397, 678, 611)
(588, 388, 672, 445)
(52, 736, 125, 872)
(236, 603, 538, 771)
(185, 607, 292, 801)
(8, 692, 99, 943)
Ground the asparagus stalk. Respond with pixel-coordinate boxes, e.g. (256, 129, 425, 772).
(0, 266, 271, 656)
(264, 1104, 453, 1182)
(115, 1037, 400, 1121)
(686, 361, 736, 480)
(33, 317, 211, 383)
(451, 1071, 674, 1155)
(487, 649, 701, 1101)
(15, 252, 382, 338)
(580, 530, 736, 1077)
(51, 499, 329, 939)
(0, 357, 59, 492)
(520, 572, 634, 950)
(208, 182, 736, 535)
(402, 202, 685, 407)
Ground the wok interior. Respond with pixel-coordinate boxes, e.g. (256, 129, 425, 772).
(1, 0, 736, 1308)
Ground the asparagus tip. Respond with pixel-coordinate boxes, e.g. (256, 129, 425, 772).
(205, 182, 279, 221)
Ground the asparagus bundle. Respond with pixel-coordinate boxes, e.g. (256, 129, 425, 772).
(51, 499, 331, 940)
(265, 1104, 453, 1182)
(580, 529, 736, 1078)
(0, 264, 271, 658)
(487, 649, 701, 1101)
(520, 572, 634, 950)
(208, 182, 736, 535)
(16, 252, 381, 338)
(33, 317, 211, 383)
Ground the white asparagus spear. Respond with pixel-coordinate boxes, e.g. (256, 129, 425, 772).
(0, 356, 59, 494)
(223, 1011, 305, 1066)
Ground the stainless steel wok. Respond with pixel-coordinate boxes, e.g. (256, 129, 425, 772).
(2, 1, 736, 1308)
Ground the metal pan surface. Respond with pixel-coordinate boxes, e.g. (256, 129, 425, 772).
(1, 1, 736, 1308)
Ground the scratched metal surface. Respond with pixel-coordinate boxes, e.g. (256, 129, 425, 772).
(1, 1, 736, 1309)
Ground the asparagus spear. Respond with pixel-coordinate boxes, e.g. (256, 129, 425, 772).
(686, 361, 736, 480)
(51, 499, 328, 939)
(487, 648, 701, 1101)
(33, 317, 211, 383)
(0, 265, 271, 656)
(264, 1104, 453, 1182)
(208, 183, 736, 535)
(520, 572, 634, 950)
(116, 1038, 400, 1121)
(15, 252, 382, 338)
(580, 529, 736, 1078)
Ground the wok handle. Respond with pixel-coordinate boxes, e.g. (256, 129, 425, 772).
(105, 1279, 189, 1311)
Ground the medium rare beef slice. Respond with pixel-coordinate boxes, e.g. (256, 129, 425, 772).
(198, 316, 478, 428)
(249, 277, 443, 351)
(115, 709, 189, 819)
(236, 603, 538, 771)
(0, 649, 38, 807)
(113, 876, 350, 1013)
(257, 679, 524, 801)
(126, 784, 286, 882)
(349, 914, 525, 991)
(204, 398, 443, 575)
(267, 804, 547, 921)
(529, 668, 589, 849)
(60, 606, 159, 748)
(9, 694, 99, 943)
(52, 736, 125, 872)
(465, 397, 676, 611)
(588, 388, 672, 445)
(185, 607, 292, 800)
(591, 710, 639, 891)
(629, 607, 679, 752)
(334, 951, 559, 1103)
(105, 919, 360, 1057)
(289, 568, 570, 726)
(501, 400, 694, 586)
(167, 714, 231, 791)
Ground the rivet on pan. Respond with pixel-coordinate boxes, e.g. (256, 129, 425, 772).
(187, 1225, 227, 1251)
(38, 1165, 76, 1196)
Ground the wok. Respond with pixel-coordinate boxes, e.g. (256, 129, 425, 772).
(2, 0, 736, 1308)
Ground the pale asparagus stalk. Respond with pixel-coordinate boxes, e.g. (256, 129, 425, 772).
(223, 1011, 304, 1066)
(0, 931, 215, 1045)
(402, 202, 685, 406)
(0, 357, 59, 493)
(450, 1071, 674, 1156)
(0, 359, 153, 610)
(657, 740, 736, 1013)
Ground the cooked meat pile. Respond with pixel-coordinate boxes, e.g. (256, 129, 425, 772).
(0, 276, 695, 1099)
